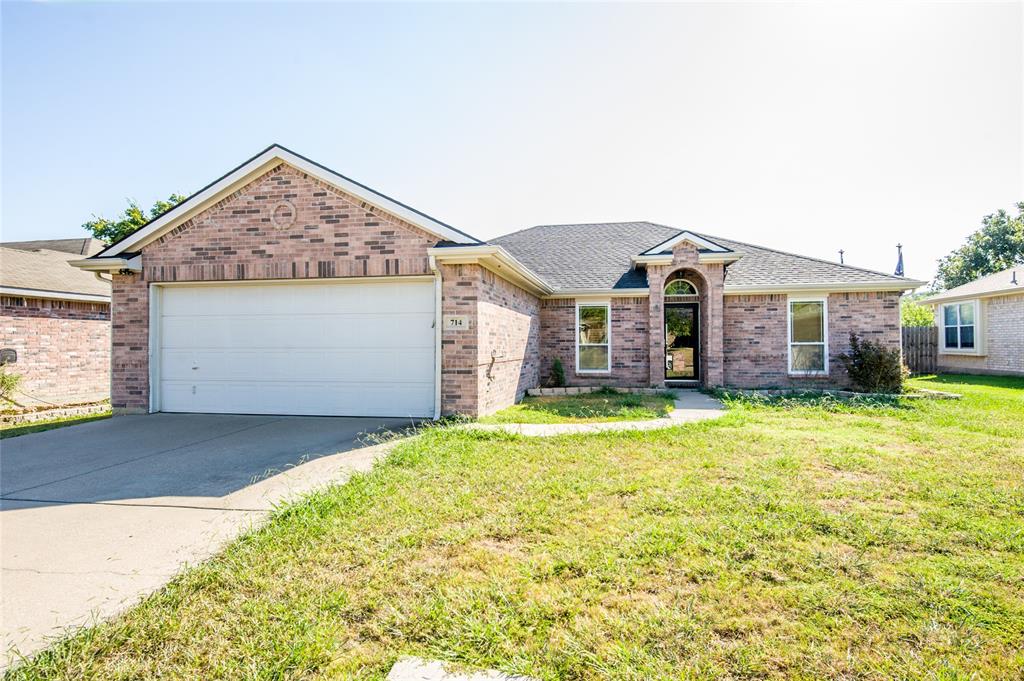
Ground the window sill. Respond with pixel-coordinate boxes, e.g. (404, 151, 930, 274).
(576, 370, 611, 375)
(939, 348, 986, 356)
(787, 371, 829, 377)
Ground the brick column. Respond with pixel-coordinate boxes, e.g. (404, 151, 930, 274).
(647, 265, 667, 387)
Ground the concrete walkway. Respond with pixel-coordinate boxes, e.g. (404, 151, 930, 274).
(472, 390, 726, 436)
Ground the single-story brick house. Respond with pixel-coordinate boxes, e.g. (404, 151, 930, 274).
(73, 145, 924, 418)
(921, 266, 1023, 376)
(1, 238, 111, 408)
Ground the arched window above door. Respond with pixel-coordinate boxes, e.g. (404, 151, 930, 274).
(665, 279, 697, 296)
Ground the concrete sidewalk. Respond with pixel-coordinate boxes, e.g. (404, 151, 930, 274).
(470, 390, 726, 436)
(1, 414, 407, 667)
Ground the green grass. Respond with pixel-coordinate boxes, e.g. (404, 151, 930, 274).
(478, 391, 676, 424)
(8, 375, 1024, 679)
(0, 411, 111, 439)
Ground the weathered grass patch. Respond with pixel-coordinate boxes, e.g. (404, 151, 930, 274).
(478, 391, 675, 424)
(7, 375, 1023, 679)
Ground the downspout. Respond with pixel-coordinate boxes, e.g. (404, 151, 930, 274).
(428, 255, 442, 420)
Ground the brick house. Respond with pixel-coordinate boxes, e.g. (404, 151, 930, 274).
(921, 266, 1023, 376)
(73, 145, 924, 418)
(1, 238, 111, 408)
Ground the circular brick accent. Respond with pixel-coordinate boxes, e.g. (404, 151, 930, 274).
(270, 200, 297, 229)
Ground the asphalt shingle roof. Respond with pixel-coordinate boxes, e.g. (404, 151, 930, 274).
(491, 221, 913, 291)
(0, 247, 111, 299)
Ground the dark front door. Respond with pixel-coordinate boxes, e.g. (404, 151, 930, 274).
(665, 303, 699, 380)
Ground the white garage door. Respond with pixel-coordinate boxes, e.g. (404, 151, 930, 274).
(157, 280, 435, 417)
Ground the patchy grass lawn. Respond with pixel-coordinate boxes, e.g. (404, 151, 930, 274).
(478, 391, 676, 424)
(0, 411, 111, 440)
(9, 375, 1024, 679)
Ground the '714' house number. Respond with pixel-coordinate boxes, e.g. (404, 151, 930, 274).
(443, 315, 469, 331)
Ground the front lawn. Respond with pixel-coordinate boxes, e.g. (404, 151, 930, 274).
(478, 390, 676, 424)
(9, 375, 1023, 679)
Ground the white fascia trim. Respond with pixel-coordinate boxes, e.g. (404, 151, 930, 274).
(546, 288, 650, 299)
(641, 231, 730, 255)
(0, 286, 110, 303)
(631, 252, 744, 266)
(97, 145, 478, 258)
(70, 255, 142, 273)
(922, 288, 1023, 305)
(724, 280, 925, 295)
(428, 245, 553, 296)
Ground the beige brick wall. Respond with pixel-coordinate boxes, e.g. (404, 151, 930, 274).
(1, 297, 110, 407)
(538, 297, 649, 387)
(723, 291, 901, 388)
(937, 293, 1023, 375)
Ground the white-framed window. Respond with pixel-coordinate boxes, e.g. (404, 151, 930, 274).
(941, 301, 978, 351)
(787, 296, 828, 375)
(576, 301, 611, 373)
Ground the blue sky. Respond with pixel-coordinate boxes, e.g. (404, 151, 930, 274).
(2, 1, 1021, 281)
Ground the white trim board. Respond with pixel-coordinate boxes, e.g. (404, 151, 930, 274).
(89, 145, 480, 260)
(641, 231, 731, 255)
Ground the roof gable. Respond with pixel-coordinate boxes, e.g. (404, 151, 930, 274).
(94, 144, 480, 259)
(641, 230, 731, 255)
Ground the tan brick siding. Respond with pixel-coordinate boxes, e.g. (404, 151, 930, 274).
(1, 297, 110, 407)
(538, 297, 649, 387)
(937, 293, 1023, 375)
(723, 291, 901, 388)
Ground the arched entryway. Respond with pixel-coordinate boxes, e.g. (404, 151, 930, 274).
(663, 270, 704, 384)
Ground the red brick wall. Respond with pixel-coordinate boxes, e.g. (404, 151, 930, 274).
(477, 268, 541, 415)
(111, 163, 447, 412)
(440, 264, 542, 417)
(538, 297, 650, 387)
(440, 264, 480, 416)
(723, 291, 901, 388)
(1, 297, 110, 407)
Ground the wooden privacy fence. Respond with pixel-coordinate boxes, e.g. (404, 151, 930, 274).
(902, 326, 937, 374)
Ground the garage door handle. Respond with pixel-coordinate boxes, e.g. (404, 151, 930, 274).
(192, 366, 199, 370)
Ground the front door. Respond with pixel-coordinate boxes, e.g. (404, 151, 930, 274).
(665, 303, 699, 381)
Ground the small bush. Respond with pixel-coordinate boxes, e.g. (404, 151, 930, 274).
(0, 369, 22, 403)
(838, 332, 908, 394)
(550, 358, 566, 387)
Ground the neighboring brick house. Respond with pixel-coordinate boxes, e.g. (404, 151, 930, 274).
(1, 238, 111, 408)
(921, 266, 1023, 376)
(73, 145, 923, 418)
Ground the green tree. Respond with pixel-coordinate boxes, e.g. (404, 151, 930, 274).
(83, 194, 187, 244)
(900, 297, 933, 327)
(934, 202, 1024, 290)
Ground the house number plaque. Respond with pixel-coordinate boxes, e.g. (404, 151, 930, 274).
(443, 315, 470, 331)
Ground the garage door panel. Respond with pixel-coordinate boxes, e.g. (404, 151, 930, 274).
(158, 280, 435, 417)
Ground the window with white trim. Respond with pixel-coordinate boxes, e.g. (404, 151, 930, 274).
(577, 302, 610, 372)
(788, 298, 828, 374)
(942, 302, 976, 350)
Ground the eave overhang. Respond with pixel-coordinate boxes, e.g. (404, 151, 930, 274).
(723, 280, 926, 295)
(0, 286, 110, 303)
(69, 254, 142, 273)
(632, 252, 744, 266)
(428, 245, 553, 297)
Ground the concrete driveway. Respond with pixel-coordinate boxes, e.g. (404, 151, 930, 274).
(1, 413, 410, 665)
